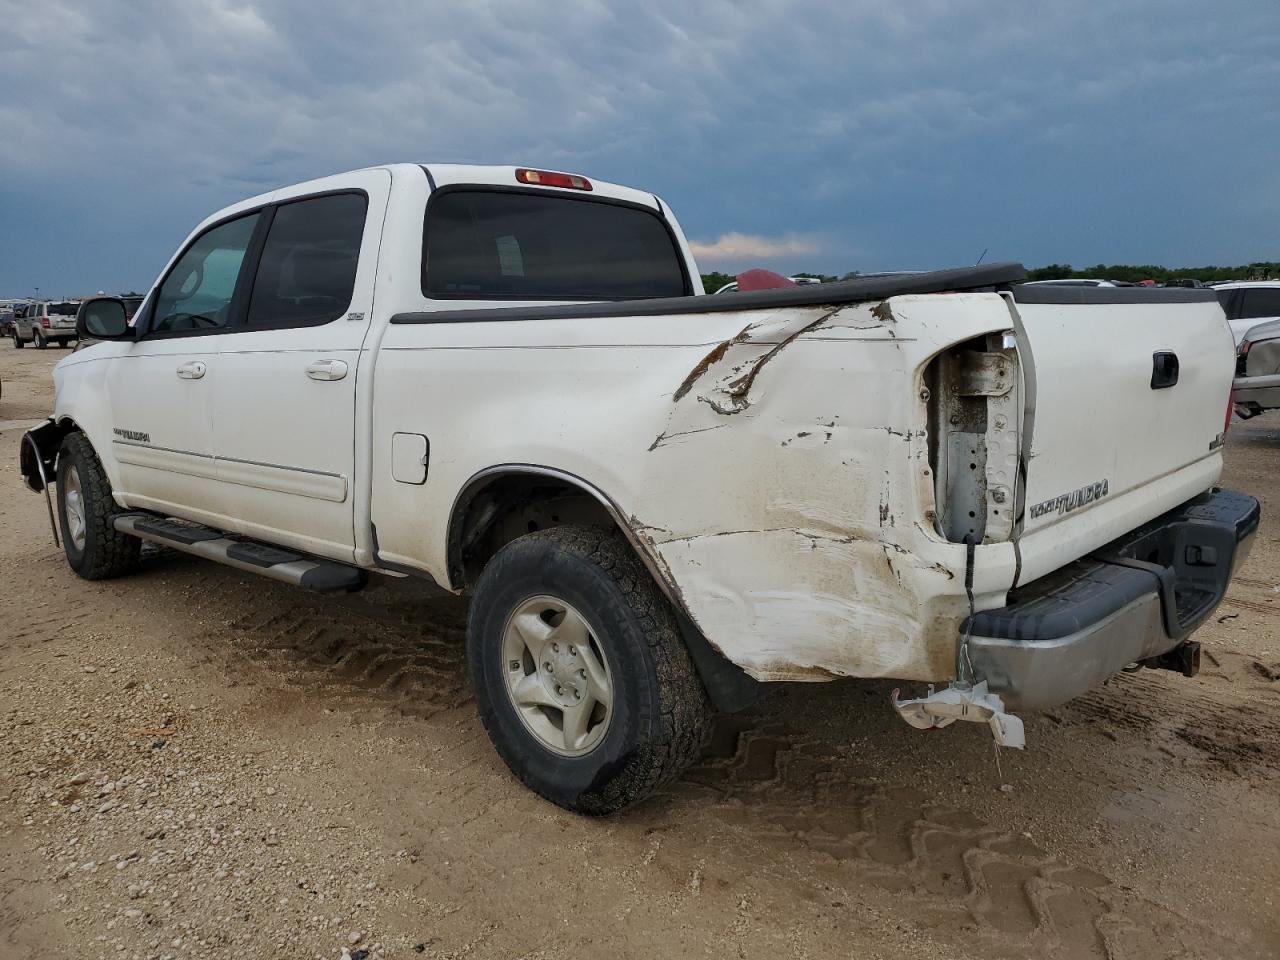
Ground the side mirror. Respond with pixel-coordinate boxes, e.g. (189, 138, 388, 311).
(76, 297, 133, 341)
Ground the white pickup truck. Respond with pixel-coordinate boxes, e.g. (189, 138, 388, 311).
(22, 164, 1259, 813)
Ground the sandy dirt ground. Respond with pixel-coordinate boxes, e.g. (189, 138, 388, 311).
(1, 345, 1278, 960)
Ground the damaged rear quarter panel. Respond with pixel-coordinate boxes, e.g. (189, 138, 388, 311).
(631, 293, 1025, 682)
(371, 294, 1022, 684)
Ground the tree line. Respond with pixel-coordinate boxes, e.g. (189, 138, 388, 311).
(700, 263, 1278, 291)
(1023, 263, 1278, 283)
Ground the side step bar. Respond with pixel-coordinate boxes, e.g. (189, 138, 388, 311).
(113, 514, 367, 594)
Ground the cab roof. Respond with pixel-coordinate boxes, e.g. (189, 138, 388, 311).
(227, 163, 663, 218)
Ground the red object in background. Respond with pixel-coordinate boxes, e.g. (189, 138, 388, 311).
(1138, 279, 1157, 286)
(735, 269, 796, 291)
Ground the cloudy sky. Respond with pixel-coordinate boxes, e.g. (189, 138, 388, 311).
(1, 0, 1276, 296)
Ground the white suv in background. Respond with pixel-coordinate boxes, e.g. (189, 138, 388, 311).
(1023, 279, 1131, 288)
(1214, 281, 1280, 344)
(11, 300, 79, 349)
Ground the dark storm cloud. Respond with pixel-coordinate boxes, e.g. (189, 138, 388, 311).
(0, 0, 1276, 294)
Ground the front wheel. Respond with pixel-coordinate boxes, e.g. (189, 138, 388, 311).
(11, 331, 23, 349)
(57, 433, 141, 580)
(467, 525, 709, 814)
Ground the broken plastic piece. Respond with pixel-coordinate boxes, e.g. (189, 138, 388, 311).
(890, 680, 1026, 749)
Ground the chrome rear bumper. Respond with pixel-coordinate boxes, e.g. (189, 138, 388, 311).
(966, 488, 1259, 709)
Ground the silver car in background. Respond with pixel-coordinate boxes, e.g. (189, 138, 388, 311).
(1213, 281, 1280, 419)
(11, 300, 79, 349)
(1233, 317, 1280, 419)
(0, 300, 24, 337)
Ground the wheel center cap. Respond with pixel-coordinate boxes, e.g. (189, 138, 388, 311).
(542, 642, 587, 707)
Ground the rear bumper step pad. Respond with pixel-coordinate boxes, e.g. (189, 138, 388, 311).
(115, 515, 366, 593)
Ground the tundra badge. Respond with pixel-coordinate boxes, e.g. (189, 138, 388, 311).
(1028, 478, 1110, 519)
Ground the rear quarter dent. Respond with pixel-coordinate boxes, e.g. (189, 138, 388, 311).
(622, 294, 1025, 683)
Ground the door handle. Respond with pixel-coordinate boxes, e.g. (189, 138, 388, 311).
(305, 359, 348, 381)
(1151, 351, 1179, 389)
(176, 360, 207, 380)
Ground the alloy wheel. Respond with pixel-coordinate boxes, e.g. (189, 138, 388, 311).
(501, 595, 614, 756)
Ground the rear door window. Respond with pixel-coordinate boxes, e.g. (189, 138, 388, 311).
(1238, 289, 1280, 320)
(245, 192, 367, 328)
(423, 190, 688, 300)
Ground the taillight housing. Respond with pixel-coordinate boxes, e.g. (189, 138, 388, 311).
(1235, 340, 1251, 377)
(925, 332, 1022, 544)
(41, 317, 50, 328)
(515, 168, 592, 191)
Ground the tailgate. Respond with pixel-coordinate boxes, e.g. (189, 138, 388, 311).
(1009, 287, 1234, 539)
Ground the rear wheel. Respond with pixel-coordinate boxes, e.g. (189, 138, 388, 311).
(57, 432, 141, 580)
(467, 524, 709, 814)
(33, 329, 47, 349)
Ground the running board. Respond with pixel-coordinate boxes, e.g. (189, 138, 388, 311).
(113, 514, 367, 593)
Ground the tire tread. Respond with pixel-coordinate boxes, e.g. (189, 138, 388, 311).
(470, 524, 709, 814)
(59, 432, 141, 580)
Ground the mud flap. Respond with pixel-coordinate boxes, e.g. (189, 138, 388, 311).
(890, 680, 1026, 749)
(21, 425, 61, 546)
(20, 418, 63, 493)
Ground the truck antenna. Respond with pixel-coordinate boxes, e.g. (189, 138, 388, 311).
(975, 248, 988, 266)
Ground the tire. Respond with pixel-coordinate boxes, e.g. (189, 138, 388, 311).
(34, 329, 47, 349)
(56, 432, 141, 580)
(467, 524, 709, 815)
(57, 339, 69, 348)
(11, 331, 23, 349)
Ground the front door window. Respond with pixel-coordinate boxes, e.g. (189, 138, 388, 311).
(152, 213, 260, 334)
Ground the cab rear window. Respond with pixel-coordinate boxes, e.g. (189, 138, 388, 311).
(423, 190, 688, 300)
